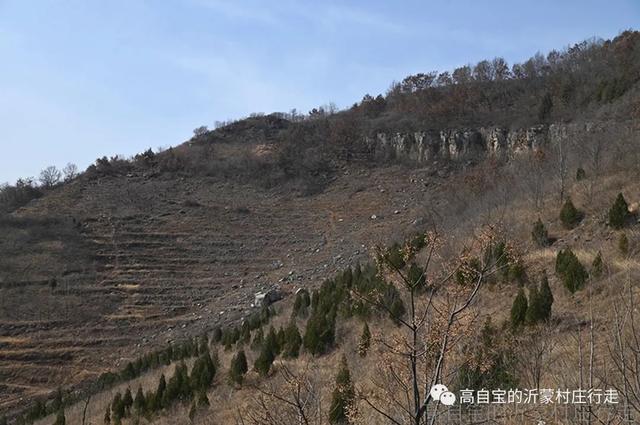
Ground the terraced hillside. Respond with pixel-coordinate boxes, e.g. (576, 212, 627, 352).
(0, 163, 446, 414)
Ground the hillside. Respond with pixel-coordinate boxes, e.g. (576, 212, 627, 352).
(1, 31, 640, 425)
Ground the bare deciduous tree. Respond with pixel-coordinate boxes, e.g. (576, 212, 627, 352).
(353, 228, 506, 425)
(243, 362, 324, 425)
(63, 163, 79, 182)
(39, 165, 62, 189)
(514, 325, 554, 390)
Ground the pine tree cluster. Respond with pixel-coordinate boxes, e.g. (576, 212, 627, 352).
(511, 273, 554, 328)
(105, 346, 218, 424)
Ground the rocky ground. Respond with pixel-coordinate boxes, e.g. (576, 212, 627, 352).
(0, 162, 448, 414)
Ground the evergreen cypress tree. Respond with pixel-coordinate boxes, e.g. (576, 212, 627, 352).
(329, 356, 355, 424)
(229, 350, 248, 385)
(591, 251, 604, 278)
(265, 326, 281, 356)
(560, 198, 582, 229)
(133, 387, 146, 414)
(254, 339, 276, 376)
(154, 374, 166, 410)
(122, 388, 133, 415)
(103, 407, 111, 424)
(510, 288, 528, 329)
(303, 311, 336, 355)
(282, 320, 302, 358)
(609, 193, 630, 229)
(539, 273, 554, 322)
(555, 249, 587, 293)
(532, 218, 550, 247)
(357, 323, 371, 357)
(576, 167, 586, 181)
(111, 393, 125, 423)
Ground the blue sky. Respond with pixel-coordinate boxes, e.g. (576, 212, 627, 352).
(0, 0, 638, 184)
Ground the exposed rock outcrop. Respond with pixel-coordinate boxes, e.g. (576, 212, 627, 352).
(365, 123, 592, 163)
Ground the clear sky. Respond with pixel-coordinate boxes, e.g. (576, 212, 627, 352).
(0, 0, 638, 184)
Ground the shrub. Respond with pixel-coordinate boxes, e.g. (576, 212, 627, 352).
(531, 218, 549, 247)
(555, 249, 588, 293)
(576, 167, 586, 181)
(609, 193, 630, 229)
(559, 198, 582, 229)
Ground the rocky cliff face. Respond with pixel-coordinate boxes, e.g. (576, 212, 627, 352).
(366, 123, 591, 163)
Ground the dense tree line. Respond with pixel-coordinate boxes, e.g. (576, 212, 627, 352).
(105, 348, 217, 424)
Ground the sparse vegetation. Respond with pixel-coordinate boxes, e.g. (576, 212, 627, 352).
(3, 28, 640, 425)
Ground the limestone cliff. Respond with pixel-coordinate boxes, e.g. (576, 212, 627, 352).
(365, 123, 594, 162)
